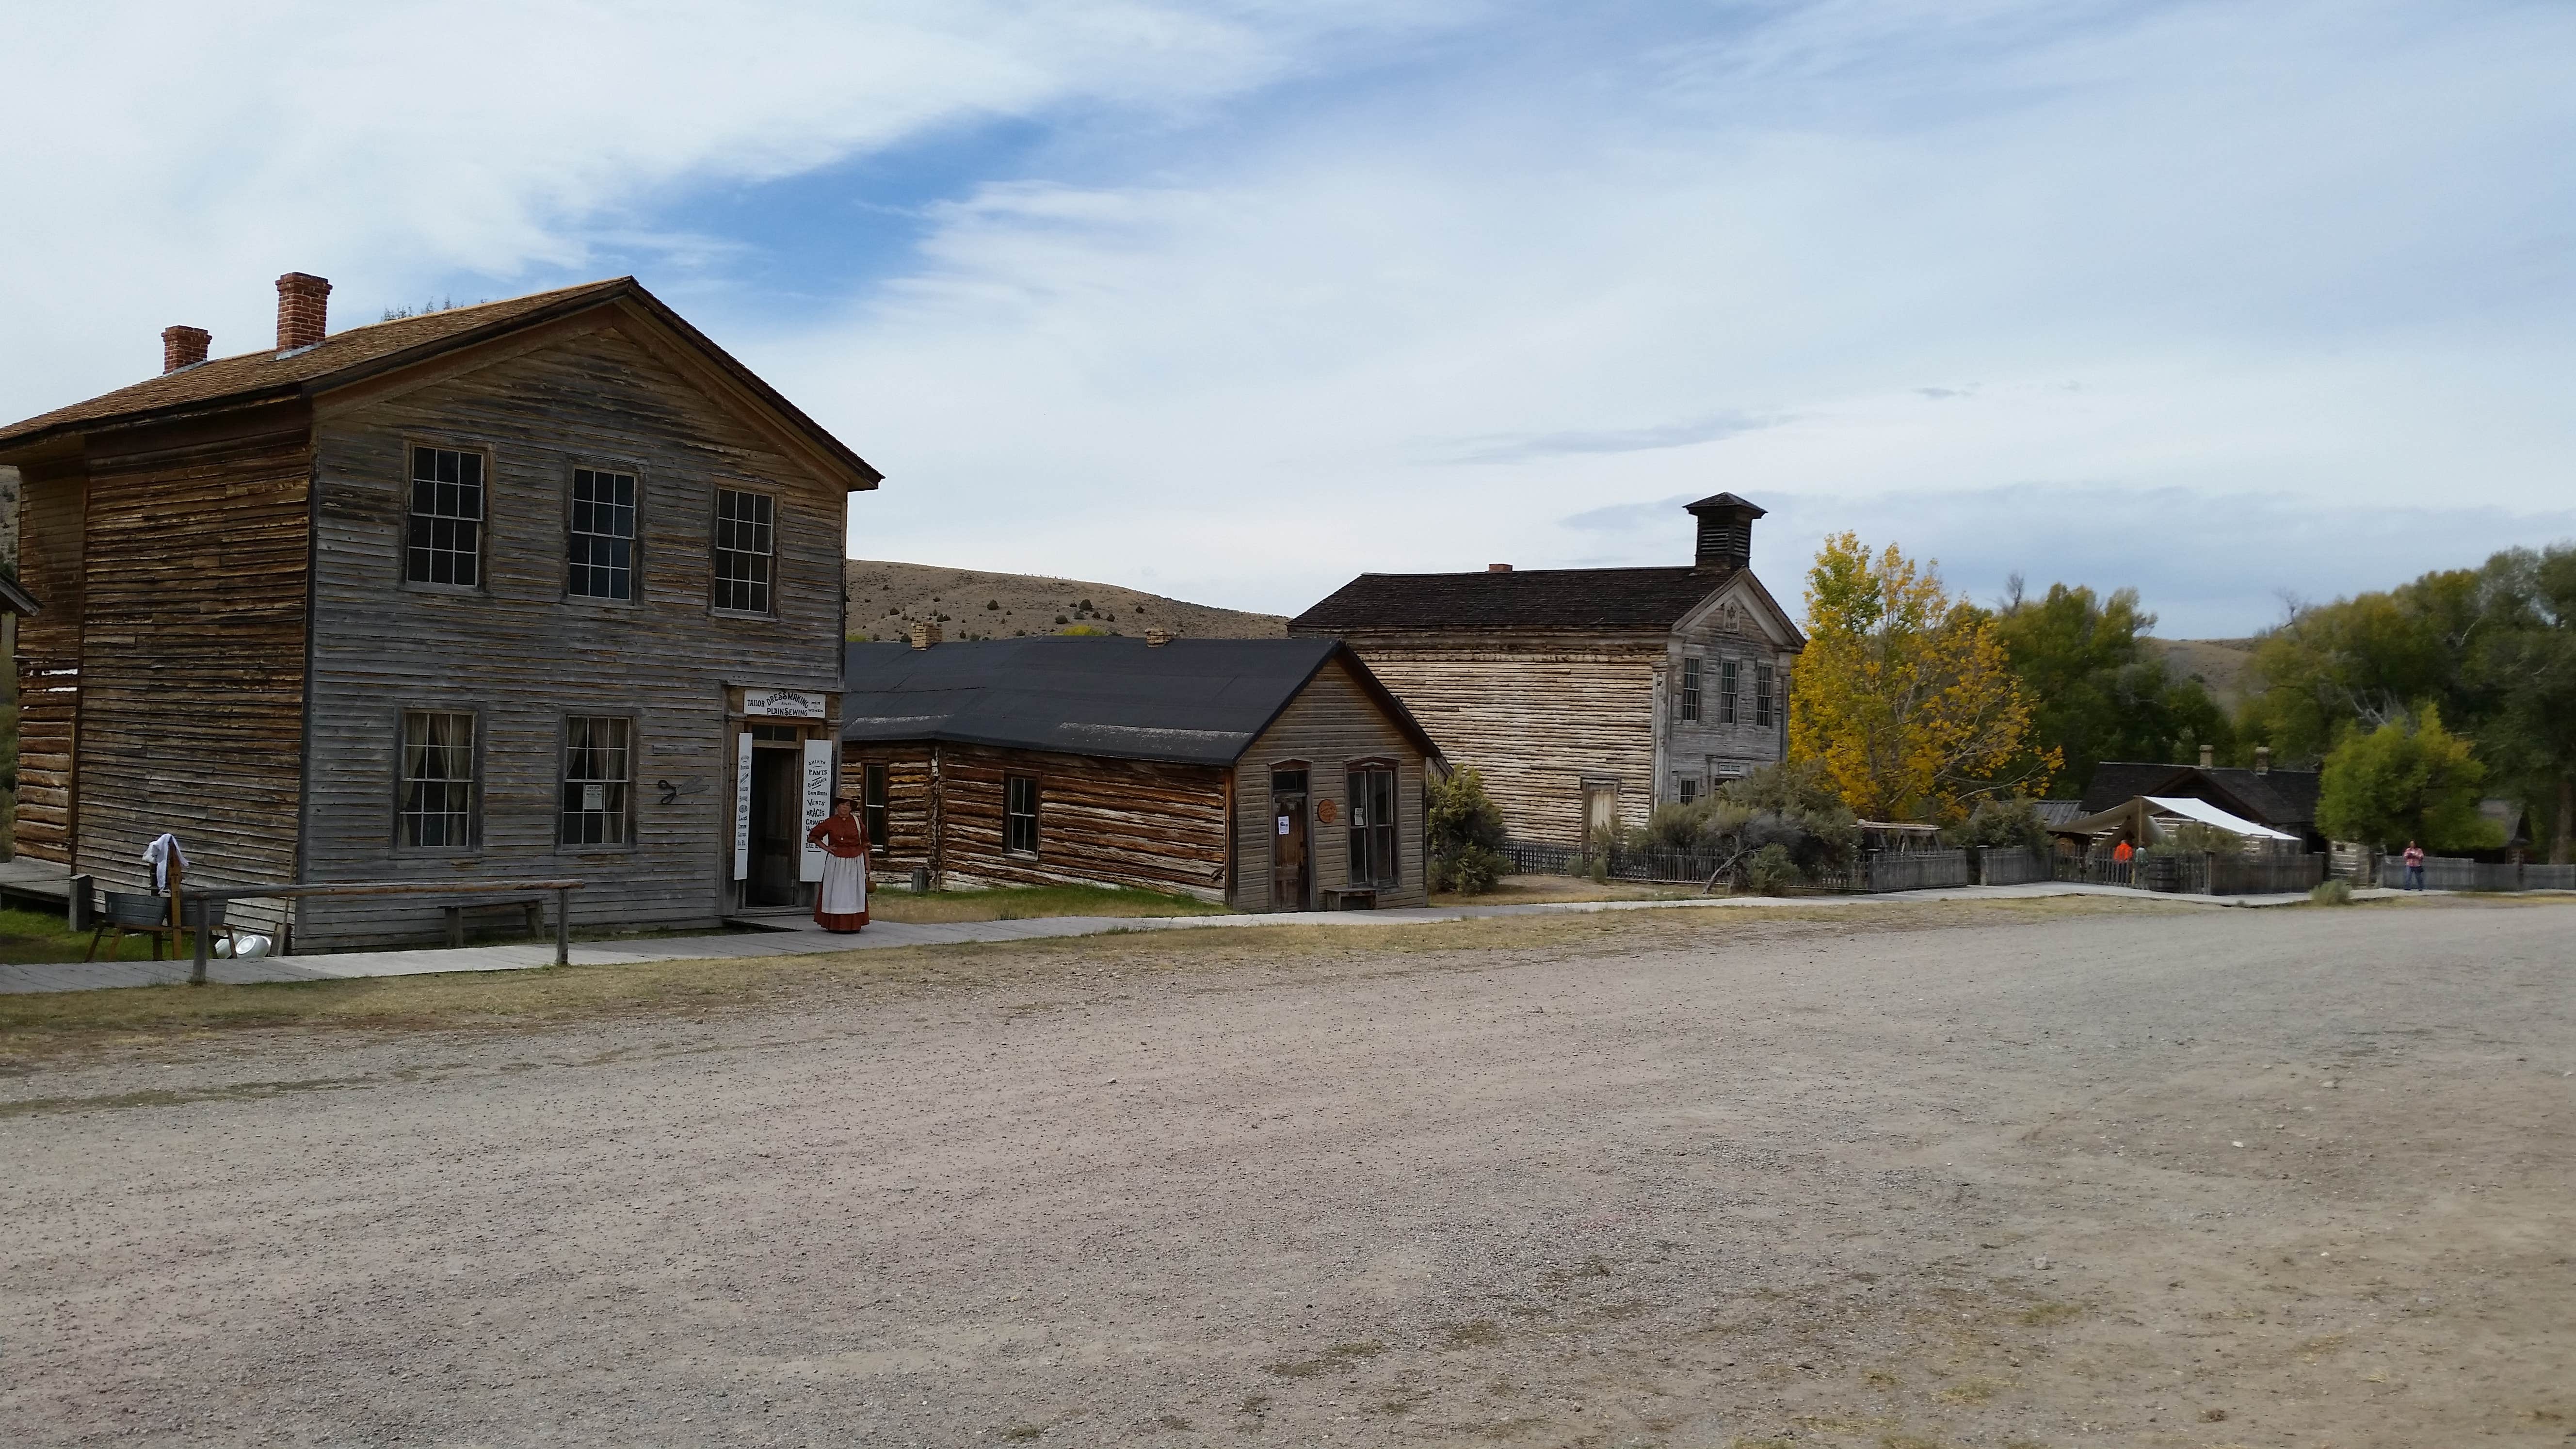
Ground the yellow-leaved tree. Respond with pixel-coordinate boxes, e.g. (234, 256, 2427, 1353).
(1788, 532, 2057, 821)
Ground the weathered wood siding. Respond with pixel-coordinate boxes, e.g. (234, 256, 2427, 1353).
(1662, 605, 1796, 801)
(299, 320, 849, 946)
(11, 463, 86, 863)
(836, 745, 935, 866)
(1232, 653, 1432, 909)
(1324, 631, 1658, 846)
(915, 742, 1230, 901)
(67, 406, 313, 919)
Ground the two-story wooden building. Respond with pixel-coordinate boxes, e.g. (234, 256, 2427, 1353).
(0, 273, 875, 948)
(1290, 493, 1803, 845)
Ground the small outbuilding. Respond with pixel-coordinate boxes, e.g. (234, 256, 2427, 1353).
(840, 630, 1445, 910)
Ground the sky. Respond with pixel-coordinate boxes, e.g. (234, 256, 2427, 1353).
(4, 0, 2572, 638)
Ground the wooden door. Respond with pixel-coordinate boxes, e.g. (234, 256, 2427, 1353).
(751, 747, 801, 905)
(1271, 791, 1308, 911)
(1584, 781, 1618, 840)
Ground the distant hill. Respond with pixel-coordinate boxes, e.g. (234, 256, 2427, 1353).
(846, 560, 1289, 643)
(2146, 636, 2259, 708)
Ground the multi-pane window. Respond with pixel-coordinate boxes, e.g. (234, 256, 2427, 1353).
(712, 488, 775, 613)
(398, 710, 476, 848)
(1755, 663, 1775, 727)
(1676, 776, 1699, 805)
(1679, 659, 1701, 723)
(1004, 775, 1040, 855)
(863, 763, 890, 851)
(1719, 660, 1739, 724)
(1346, 766, 1400, 887)
(568, 468, 637, 600)
(560, 716, 633, 846)
(406, 446, 485, 587)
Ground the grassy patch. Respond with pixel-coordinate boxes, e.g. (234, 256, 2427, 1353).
(866, 884, 1229, 924)
(1264, 1341, 1384, 1378)
(0, 904, 175, 964)
(1432, 873, 1699, 908)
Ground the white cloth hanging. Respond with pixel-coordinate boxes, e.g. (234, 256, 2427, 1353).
(141, 833, 188, 892)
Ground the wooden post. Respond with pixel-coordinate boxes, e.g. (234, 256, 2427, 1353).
(554, 886, 570, 966)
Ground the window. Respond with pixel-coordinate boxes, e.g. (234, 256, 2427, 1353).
(1755, 663, 1775, 727)
(559, 716, 633, 846)
(1676, 776, 1699, 805)
(406, 446, 485, 587)
(398, 710, 476, 848)
(1346, 765, 1400, 887)
(1679, 658, 1701, 723)
(1719, 660, 1739, 724)
(864, 763, 890, 850)
(712, 488, 775, 613)
(1005, 774, 1040, 855)
(568, 467, 637, 600)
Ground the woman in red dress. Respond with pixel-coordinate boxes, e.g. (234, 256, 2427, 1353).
(806, 797, 869, 932)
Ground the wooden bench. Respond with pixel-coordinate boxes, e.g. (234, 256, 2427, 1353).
(85, 891, 242, 961)
(1319, 886, 1379, 911)
(441, 897, 549, 947)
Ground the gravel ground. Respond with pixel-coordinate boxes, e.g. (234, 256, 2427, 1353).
(2, 897, 2570, 1447)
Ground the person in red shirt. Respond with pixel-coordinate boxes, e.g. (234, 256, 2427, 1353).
(2402, 839, 2425, 890)
(806, 797, 869, 932)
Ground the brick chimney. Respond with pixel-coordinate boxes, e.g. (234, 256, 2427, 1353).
(1486, 563, 1513, 573)
(161, 325, 210, 373)
(2199, 743, 2215, 768)
(1684, 492, 1765, 570)
(1144, 628, 1172, 646)
(2254, 746, 2270, 774)
(908, 620, 941, 649)
(275, 273, 331, 352)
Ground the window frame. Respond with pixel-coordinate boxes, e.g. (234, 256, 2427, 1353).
(863, 762, 891, 853)
(1679, 656, 1702, 724)
(709, 484, 780, 618)
(400, 441, 493, 595)
(393, 707, 482, 853)
(1676, 775, 1699, 806)
(564, 462, 643, 605)
(1719, 659, 1739, 725)
(1755, 662, 1775, 728)
(1004, 773, 1041, 857)
(1345, 761, 1401, 889)
(556, 713, 638, 851)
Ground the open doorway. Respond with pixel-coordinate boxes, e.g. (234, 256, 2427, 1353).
(747, 727, 804, 906)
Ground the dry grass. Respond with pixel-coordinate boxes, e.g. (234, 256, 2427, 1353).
(866, 884, 1229, 925)
(1433, 873, 1700, 908)
(0, 895, 2189, 1065)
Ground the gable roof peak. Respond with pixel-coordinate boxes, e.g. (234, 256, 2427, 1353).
(1684, 491, 1766, 517)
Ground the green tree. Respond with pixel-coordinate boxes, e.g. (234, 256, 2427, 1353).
(2240, 567, 2485, 764)
(2314, 706, 2500, 852)
(1993, 579, 2236, 793)
(1426, 765, 1509, 894)
(2463, 545, 2576, 861)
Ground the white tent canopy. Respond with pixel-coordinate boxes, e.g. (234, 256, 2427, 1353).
(2142, 795, 2300, 842)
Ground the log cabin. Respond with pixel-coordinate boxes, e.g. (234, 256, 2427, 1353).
(839, 628, 1445, 910)
(0, 272, 877, 948)
(1289, 494, 1803, 845)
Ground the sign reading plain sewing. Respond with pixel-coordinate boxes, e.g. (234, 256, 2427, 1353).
(732, 732, 754, 881)
(743, 688, 826, 720)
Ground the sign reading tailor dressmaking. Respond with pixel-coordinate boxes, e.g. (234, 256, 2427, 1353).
(798, 740, 834, 883)
(732, 732, 754, 881)
(744, 688, 826, 719)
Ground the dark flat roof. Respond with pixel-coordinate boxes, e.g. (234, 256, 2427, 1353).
(1290, 564, 1739, 632)
(841, 636, 1442, 767)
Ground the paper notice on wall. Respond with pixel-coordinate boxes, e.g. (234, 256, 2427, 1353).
(733, 732, 753, 881)
(799, 739, 833, 883)
(1277, 816, 1290, 836)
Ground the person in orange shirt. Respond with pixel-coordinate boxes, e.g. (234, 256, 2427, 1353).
(2112, 838, 2134, 864)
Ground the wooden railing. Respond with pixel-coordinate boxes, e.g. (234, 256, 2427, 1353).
(179, 879, 589, 984)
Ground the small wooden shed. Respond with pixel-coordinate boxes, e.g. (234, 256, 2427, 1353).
(840, 633, 1445, 910)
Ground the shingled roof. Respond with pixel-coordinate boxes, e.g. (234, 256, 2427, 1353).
(1290, 564, 1742, 633)
(0, 278, 880, 486)
(2079, 762, 2322, 833)
(841, 636, 1444, 767)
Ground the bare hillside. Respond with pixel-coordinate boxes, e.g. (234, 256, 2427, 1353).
(845, 560, 1288, 643)
(2145, 636, 2259, 707)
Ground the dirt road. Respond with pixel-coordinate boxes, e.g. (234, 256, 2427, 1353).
(3, 899, 2570, 1447)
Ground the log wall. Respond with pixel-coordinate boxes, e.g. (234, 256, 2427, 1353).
(298, 320, 851, 946)
(899, 742, 1230, 901)
(1325, 630, 1659, 846)
(837, 744, 935, 866)
(1232, 653, 1432, 910)
(11, 462, 87, 864)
